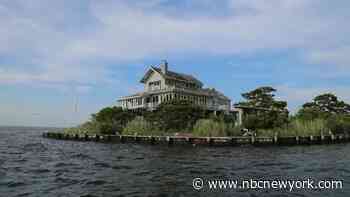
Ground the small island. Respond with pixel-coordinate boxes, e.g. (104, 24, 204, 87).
(45, 61, 350, 146)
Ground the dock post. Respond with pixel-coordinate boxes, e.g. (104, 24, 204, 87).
(310, 135, 314, 143)
(339, 135, 343, 142)
(206, 137, 212, 146)
(273, 135, 278, 144)
(331, 134, 335, 143)
(185, 137, 191, 145)
(296, 136, 299, 145)
(166, 136, 173, 145)
(251, 136, 255, 145)
(150, 136, 155, 145)
(134, 133, 140, 143)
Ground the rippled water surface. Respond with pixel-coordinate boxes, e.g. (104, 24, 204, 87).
(1, 127, 350, 197)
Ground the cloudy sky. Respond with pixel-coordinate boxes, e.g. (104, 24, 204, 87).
(0, 0, 349, 127)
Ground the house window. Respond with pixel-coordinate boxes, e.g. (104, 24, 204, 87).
(149, 80, 161, 90)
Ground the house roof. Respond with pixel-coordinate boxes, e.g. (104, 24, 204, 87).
(203, 88, 231, 101)
(140, 66, 203, 86)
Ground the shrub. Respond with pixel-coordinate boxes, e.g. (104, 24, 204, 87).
(257, 129, 276, 137)
(192, 119, 241, 137)
(192, 119, 226, 137)
(256, 118, 329, 137)
(64, 120, 100, 135)
(326, 115, 350, 134)
(123, 116, 161, 136)
(63, 127, 82, 135)
(226, 123, 242, 136)
(279, 118, 328, 137)
(93, 106, 136, 134)
(149, 100, 206, 133)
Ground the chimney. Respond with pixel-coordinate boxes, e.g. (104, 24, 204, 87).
(160, 60, 168, 74)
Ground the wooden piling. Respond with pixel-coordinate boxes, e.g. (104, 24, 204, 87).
(331, 134, 335, 143)
(166, 136, 173, 145)
(120, 135, 125, 143)
(299, 136, 311, 145)
(273, 135, 278, 144)
(95, 135, 100, 142)
(207, 137, 212, 146)
(150, 136, 156, 145)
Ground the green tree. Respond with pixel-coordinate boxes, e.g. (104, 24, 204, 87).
(147, 100, 206, 133)
(236, 86, 289, 129)
(92, 106, 136, 134)
(297, 93, 350, 120)
(297, 93, 350, 134)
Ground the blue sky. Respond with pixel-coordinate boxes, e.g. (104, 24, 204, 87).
(0, 0, 349, 127)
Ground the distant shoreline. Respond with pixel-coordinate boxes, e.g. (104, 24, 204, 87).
(0, 125, 65, 130)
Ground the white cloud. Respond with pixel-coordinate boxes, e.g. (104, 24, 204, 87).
(1, 0, 349, 89)
(0, 0, 349, 126)
(277, 85, 350, 113)
(66, 0, 350, 69)
(307, 46, 350, 68)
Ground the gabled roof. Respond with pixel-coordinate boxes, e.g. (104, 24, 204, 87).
(140, 66, 203, 86)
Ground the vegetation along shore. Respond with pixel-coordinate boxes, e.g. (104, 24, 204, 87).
(63, 86, 350, 138)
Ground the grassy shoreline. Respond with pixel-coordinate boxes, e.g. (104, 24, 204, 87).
(64, 91, 350, 138)
(64, 117, 343, 138)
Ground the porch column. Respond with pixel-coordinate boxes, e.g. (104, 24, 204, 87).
(237, 108, 243, 126)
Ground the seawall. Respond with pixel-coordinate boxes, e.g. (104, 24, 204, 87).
(42, 132, 350, 147)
